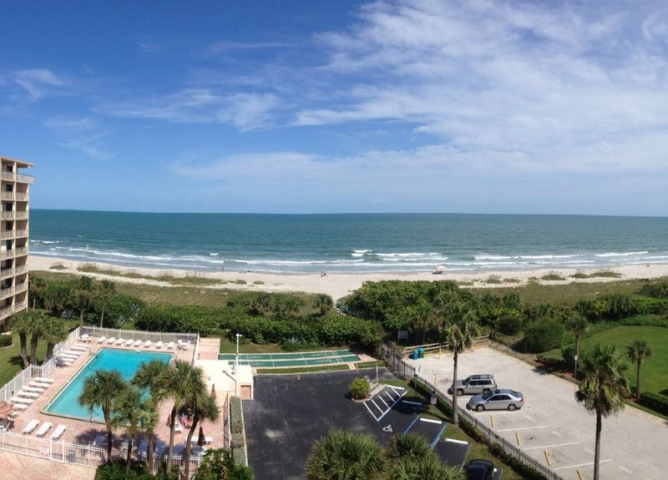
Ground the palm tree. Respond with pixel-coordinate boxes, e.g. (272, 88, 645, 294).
(565, 314, 588, 378)
(78, 369, 127, 462)
(164, 360, 207, 473)
(305, 430, 387, 480)
(626, 340, 652, 400)
(111, 385, 152, 473)
(182, 393, 220, 479)
(313, 294, 333, 316)
(96, 280, 116, 328)
(74, 276, 95, 328)
(391, 456, 464, 480)
(41, 318, 68, 361)
(28, 310, 47, 365)
(11, 311, 34, 368)
(575, 344, 630, 480)
(442, 306, 479, 425)
(28, 275, 47, 310)
(133, 359, 171, 474)
(386, 434, 433, 463)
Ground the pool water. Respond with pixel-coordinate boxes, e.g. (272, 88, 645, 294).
(45, 348, 173, 422)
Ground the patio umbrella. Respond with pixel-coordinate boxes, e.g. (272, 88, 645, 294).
(210, 384, 216, 399)
(197, 426, 206, 447)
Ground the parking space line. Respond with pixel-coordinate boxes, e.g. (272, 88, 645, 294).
(496, 425, 549, 432)
(523, 442, 578, 451)
(553, 459, 613, 471)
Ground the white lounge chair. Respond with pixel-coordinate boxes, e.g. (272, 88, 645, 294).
(22, 419, 39, 435)
(62, 353, 79, 359)
(125, 338, 134, 347)
(98, 336, 106, 344)
(107, 337, 116, 344)
(18, 391, 40, 399)
(36, 422, 53, 437)
(71, 345, 88, 352)
(178, 340, 189, 350)
(133, 339, 142, 347)
(29, 381, 48, 389)
(116, 338, 124, 345)
(11, 397, 33, 405)
(34, 377, 54, 384)
(144, 340, 152, 348)
(81, 333, 91, 343)
(56, 358, 71, 367)
(22, 386, 43, 393)
(167, 341, 174, 350)
(12, 404, 28, 411)
(51, 424, 66, 440)
(156, 341, 163, 349)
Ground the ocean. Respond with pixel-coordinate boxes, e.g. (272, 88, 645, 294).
(29, 210, 668, 274)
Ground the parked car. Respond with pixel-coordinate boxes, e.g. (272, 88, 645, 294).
(466, 389, 524, 411)
(465, 458, 497, 480)
(448, 374, 496, 395)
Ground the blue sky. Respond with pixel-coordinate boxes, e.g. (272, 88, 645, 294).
(2, 0, 668, 215)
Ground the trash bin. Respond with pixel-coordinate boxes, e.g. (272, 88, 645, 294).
(411, 349, 419, 360)
(418, 347, 425, 359)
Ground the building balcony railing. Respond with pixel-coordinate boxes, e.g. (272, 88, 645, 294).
(15, 193, 28, 201)
(0, 172, 13, 181)
(15, 247, 28, 256)
(14, 283, 27, 294)
(0, 193, 14, 201)
(14, 229, 28, 238)
(0, 268, 13, 280)
(0, 287, 13, 300)
(0, 251, 12, 260)
(0, 212, 15, 220)
(0, 305, 12, 321)
(0, 231, 14, 240)
(14, 265, 27, 275)
(14, 212, 28, 220)
(16, 174, 34, 184)
(14, 300, 27, 312)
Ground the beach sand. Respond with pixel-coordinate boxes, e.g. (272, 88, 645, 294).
(28, 256, 668, 301)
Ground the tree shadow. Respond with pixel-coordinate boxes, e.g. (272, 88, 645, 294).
(8, 355, 24, 368)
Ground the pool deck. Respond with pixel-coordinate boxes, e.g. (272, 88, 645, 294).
(7, 337, 226, 464)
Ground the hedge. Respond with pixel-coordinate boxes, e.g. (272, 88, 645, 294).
(637, 392, 668, 416)
(0, 335, 12, 347)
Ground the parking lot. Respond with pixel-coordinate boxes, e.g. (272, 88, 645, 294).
(243, 370, 471, 479)
(406, 346, 667, 480)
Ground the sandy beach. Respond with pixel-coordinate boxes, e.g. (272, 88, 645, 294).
(28, 256, 668, 301)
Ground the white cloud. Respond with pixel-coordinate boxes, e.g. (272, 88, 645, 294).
(8, 69, 67, 101)
(97, 89, 280, 131)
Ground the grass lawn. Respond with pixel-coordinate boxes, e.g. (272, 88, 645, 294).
(544, 326, 668, 396)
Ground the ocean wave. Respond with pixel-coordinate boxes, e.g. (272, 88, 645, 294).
(596, 251, 648, 257)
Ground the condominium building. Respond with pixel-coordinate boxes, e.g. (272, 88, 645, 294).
(0, 156, 33, 331)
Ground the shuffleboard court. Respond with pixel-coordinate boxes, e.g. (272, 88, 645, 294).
(218, 349, 360, 367)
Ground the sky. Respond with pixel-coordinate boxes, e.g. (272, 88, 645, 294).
(2, 0, 668, 215)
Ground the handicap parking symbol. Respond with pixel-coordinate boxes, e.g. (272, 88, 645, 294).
(382, 425, 393, 432)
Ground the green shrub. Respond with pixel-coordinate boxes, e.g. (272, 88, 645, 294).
(349, 377, 371, 400)
(639, 281, 668, 299)
(541, 271, 565, 281)
(519, 320, 565, 353)
(560, 344, 575, 370)
(497, 315, 522, 336)
(0, 335, 12, 347)
(637, 392, 668, 416)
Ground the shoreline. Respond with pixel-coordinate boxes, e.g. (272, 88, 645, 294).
(28, 255, 668, 301)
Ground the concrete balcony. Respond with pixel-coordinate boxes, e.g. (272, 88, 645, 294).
(0, 231, 14, 240)
(14, 283, 27, 294)
(0, 212, 15, 220)
(15, 193, 28, 201)
(14, 265, 27, 275)
(0, 193, 14, 201)
(14, 229, 28, 238)
(0, 287, 13, 300)
(16, 174, 34, 184)
(0, 268, 13, 280)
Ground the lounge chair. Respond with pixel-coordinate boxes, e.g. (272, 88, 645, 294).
(34, 377, 54, 384)
(156, 341, 163, 349)
(178, 340, 189, 350)
(167, 341, 174, 350)
(22, 386, 43, 393)
(56, 358, 71, 367)
(18, 391, 40, 399)
(11, 397, 33, 405)
(36, 422, 53, 437)
(62, 353, 79, 359)
(97, 336, 106, 344)
(71, 345, 88, 352)
(144, 340, 152, 348)
(29, 382, 48, 390)
(133, 339, 142, 347)
(12, 403, 28, 411)
(174, 423, 183, 433)
(22, 419, 39, 435)
(107, 337, 116, 344)
(51, 424, 66, 440)
(116, 338, 124, 345)
(81, 333, 91, 343)
(125, 338, 134, 347)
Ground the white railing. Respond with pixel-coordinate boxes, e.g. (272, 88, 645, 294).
(0, 172, 13, 181)
(15, 193, 28, 201)
(16, 174, 34, 184)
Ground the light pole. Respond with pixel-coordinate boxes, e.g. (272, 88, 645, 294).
(235, 333, 242, 373)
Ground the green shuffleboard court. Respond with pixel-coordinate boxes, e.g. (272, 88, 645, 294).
(218, 349, 360, 368)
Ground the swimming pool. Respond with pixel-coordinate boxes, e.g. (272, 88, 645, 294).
(45, 348, 173, 422)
